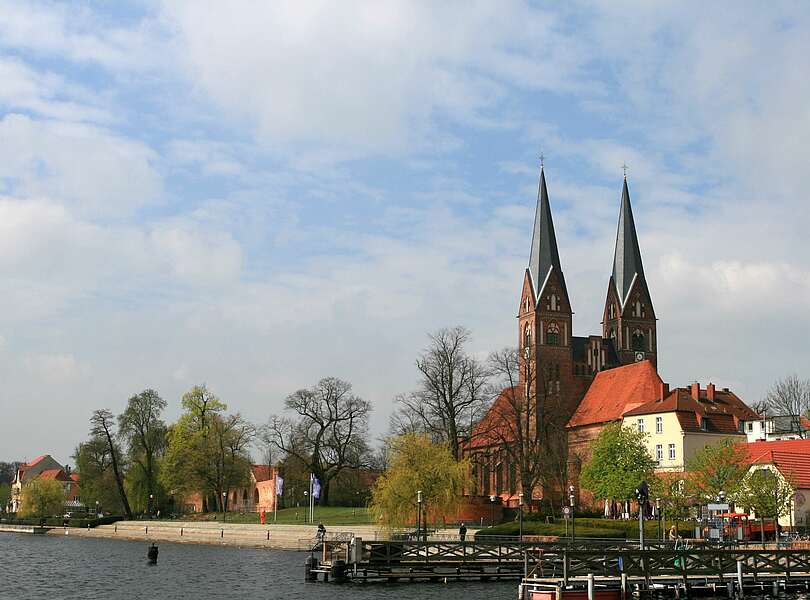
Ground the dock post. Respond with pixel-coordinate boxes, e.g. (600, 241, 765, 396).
(563, 550, 569, 586)
(587, 573, 595, 600)
(621, 572, 628, 600)
(726, 581, 733, 597)
(772, 580, 778, 597)
(555, 584, 562, 600)
(736, 559, 744, 598)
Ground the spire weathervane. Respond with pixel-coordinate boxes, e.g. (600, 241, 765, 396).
(622, 162, 629, 179)
(539, 152, 545, 169)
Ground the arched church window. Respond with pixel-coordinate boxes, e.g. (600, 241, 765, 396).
(608, 304, 615, 319)
(524, 297, 530, 313)
(634, 300, 643, 317)
(632, 329, 645, 351)
(524, 324, 532, 349)
(546, 323, 560, 346)
(549, 294, 558, 311)
(609, 328, 616, 340)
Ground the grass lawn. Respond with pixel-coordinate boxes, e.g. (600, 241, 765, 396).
(178, 506, 374, 526)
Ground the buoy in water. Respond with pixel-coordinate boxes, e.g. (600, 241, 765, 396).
(147, 543, 159, 565)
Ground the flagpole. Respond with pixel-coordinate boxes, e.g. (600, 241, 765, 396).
(309, 474, 314, 524)
(273, 475, 278, 523)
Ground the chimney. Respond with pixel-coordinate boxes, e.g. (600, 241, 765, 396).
(659, 382, 670, 400)
(707, 383, 716, 402)
(691, 382, 700, 401)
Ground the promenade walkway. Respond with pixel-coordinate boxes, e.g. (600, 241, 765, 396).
(48, 521, 473, 550)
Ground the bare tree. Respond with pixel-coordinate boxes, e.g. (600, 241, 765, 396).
(394, 327, 490, 460)
(764, 374, 810, 437)
(90, 409, 132, 519)
(749, 399, 771, 418)
(266, 377, 370, 505)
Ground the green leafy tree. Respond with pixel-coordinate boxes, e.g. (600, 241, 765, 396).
(370, 434, 472, 528)
(162, 385, 254, 512)
(118, 389, 168, 513)
(19, 478, 64, 520)
(737, 467, 795, 547)
(650, 474, 692, 535)
(685, 438, 748, 502)
(0, 482, 10, 511)
(580, 423, 657, 501)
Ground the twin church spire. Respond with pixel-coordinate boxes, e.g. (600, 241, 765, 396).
(523, 165, 657, 368)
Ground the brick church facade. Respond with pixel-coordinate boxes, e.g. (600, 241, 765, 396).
(463, 167, 659, 507)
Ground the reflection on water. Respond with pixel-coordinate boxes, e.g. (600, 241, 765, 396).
(0, 534, 515, 600)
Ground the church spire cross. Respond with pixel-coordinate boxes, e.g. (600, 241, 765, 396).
(539, 152, 545, 168)
(622, 163, 629, 179)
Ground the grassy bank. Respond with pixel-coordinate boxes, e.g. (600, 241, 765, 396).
(178, 506, 374, 526)
(478, 518, 693, 539)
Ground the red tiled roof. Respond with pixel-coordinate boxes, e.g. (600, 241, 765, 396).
(465, 387, 521, 449)
(567, 360, 663, 428)
(251, 465, 275, 482)
(23, 455, 48, 468)
(36, 469, 71, 482)
(743, 439, 810, 488)
(625, 386, 757, 433)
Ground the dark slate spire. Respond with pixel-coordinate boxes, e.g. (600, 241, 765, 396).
(611, 177, 646, 306)
(528, 168, 566, 299)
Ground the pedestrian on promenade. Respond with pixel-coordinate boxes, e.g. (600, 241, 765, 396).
(317, 522, 326, 541)
(459, 522, 467, 542)
(669, 525, 677, 541)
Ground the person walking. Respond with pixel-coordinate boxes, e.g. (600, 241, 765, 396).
(317, 522, 326, 541)
(668, 525, 677, 542)
(459, 522, 467, 542)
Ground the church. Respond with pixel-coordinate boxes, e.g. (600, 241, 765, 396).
(463, 166, 757, 510)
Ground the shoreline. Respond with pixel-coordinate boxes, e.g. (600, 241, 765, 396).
(41, 520, 388, 551)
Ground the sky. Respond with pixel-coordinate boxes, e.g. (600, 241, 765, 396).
(1, 1, 808, 464)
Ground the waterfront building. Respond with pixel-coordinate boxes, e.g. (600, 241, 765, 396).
(10, 454, 81, 513)
(185, 464, 280, 514)
(743, 438, 810, 530)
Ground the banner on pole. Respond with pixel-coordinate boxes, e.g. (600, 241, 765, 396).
(275, 475, 284, 496)
(311, 473, 321, 500)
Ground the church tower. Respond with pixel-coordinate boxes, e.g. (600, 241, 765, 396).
(518, 167, 577, 430)
(602, 177, 657, 367)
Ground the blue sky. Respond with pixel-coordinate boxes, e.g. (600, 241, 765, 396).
(1, 1, 808, 462)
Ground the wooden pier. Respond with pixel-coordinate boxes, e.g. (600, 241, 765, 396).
(307, 537, 810, 595)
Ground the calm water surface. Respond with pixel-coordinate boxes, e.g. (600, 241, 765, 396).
(0, 534, 515, 600)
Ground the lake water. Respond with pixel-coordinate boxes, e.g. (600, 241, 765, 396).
(0, 534, 515, 599)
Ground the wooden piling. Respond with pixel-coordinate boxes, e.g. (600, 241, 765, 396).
(736, 559, 744, 598)
(587, 573, 594, 600)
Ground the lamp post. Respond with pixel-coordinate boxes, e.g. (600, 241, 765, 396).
(149, 494, 154, 519)
(417, 490, 423, 542)
(303, 491, 308, 524)
(95, 500, 100, 518)
(718, 490, 726, 543)
(222, 491, 227, 523)
(518, 492, 524, 543)
(569, 485, 576, 544)
(489, 495, 496, 527)
(655, 498, 661, 542)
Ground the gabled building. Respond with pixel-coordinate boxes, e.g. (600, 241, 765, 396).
(10, 455, 81, 513)
(743, 439, 810, 529)
(622, 382, 758, 471)
(742, 415, 810, 442)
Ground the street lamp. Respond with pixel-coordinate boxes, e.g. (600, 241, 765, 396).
(149, 494, 154, 519)
(303, 490, 308, 523)
(569, 485, 576, 544)
(518, 492, 524, 543)
(222, 491, 227, 523)
(95, 500, 100, 518)
(489, 495, 497, 527)
(417, 490, 423, 542)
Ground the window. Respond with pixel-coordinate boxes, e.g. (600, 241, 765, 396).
(634, 300, 642, 317)
(546, 322, 560, 346)
(655, 444, 663, 461)
(637, 418, 645, 433)
(524, 297, 530, 313)
(700, 418, 708, 432)
(655, 416, 663, 434)
(668, 444, 676, 460)
(549, 294, 558, 311)
(747, 422, 753, 433)
(631, 329, 645, 351)
(524, 324, 532, 351)
(608, 304, 615, 319)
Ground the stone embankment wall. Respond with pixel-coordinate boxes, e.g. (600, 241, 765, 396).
(48, 521, 475, 550)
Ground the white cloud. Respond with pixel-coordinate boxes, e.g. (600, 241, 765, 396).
(0, 114, 162, 218)
(23, 352, 88, 382)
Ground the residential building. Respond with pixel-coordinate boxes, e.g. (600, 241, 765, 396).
(741, 415, 810, 442)
(743, 439, 810, 530)
(10, 455, 81, 513)
(622, 383, 758, 471)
